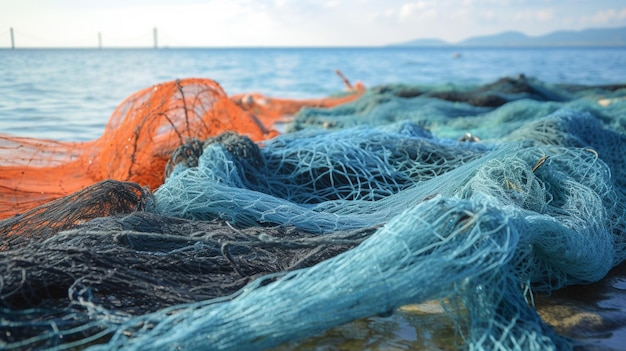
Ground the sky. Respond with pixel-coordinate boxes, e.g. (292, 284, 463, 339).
(1, 0, 625, 48)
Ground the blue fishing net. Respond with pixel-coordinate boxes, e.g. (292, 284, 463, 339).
(144, 105, 624, 350)
(99, 141, 621, 349)
(154, 123, 493, 232)
(291, 76, 626, 137)
(2, 77, 625, 350)
(143, 81, 626, 349)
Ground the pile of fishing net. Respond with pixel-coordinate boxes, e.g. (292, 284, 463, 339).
(1, 75, 626, 350)
(290, 76, 626, 136)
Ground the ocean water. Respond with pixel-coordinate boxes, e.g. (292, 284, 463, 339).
(0, 47, 625, 140)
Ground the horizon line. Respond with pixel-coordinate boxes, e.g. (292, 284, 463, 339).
(3, 25, 624, 50)
(1, 44, 625, 50)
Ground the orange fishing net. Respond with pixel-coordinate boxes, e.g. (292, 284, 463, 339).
(232, 80, 365, 126)
(0, 77, 364, 220)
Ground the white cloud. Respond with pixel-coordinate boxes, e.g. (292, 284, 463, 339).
(398, 1, 438, 21)
(513, 8, 554, 22)
(463, 0, 524, 4)
(479, 10, 496, 21)
(588, 7, 626, 24)
(274, 0, 287, 8)
(2, 0, 625, 47)
(536, 9, 554, 21)
(323, 0, 340, 9)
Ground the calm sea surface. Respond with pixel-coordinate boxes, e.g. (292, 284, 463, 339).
(0, 47, 625, 140)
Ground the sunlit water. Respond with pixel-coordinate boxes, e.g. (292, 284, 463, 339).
(1, 47, 625, 140)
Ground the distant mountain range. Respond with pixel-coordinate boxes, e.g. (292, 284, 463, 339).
(390, 26, 626, 47)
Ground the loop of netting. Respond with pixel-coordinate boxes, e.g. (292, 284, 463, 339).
(1, 77, 625, 350)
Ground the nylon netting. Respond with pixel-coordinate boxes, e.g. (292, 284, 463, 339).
(231, 75, 365, 128)
(1, 209, 376, 349)
(0, 77, 364, 220)
(289, 76, 626, 135)
(1, 76, 626, 350)
(0, 78, 267, 218)
(154, 123, 494, 231)
(0, 180, 152, 248)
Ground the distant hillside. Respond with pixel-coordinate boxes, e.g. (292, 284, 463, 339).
(392, 38, 449, 47)
(459, 31, 535, 46)
(391, 26, 626, 47)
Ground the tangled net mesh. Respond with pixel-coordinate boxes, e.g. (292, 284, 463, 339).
(1, 209, 375, 349)
(0, 78, 276, 218)
(1, 76, 626, 351)
(0, 76, 362, 220)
